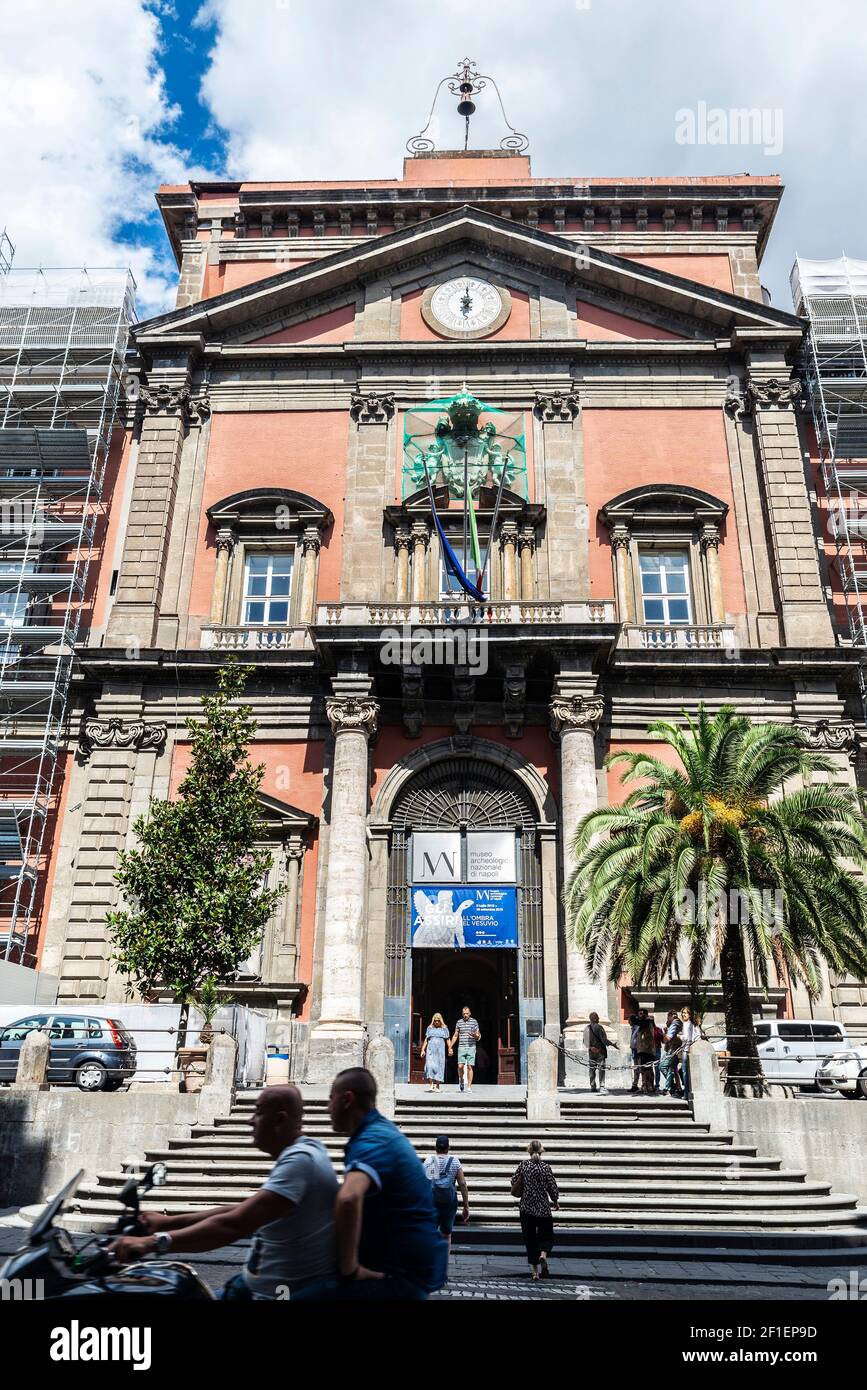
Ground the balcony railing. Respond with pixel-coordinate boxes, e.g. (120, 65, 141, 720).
(621, 623, 737, 652)
(316, 599, 616, 627)
(200, 624, 309, 652)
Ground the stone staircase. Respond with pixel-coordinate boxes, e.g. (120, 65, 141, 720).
(66, 1089, 867, 1248)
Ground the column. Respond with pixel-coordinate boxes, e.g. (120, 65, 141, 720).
(549, 690, 609, 1083)
(298, 526, 321, 624)
(610, 524, 636, 624)
(499, 519, 519, 601)
(209, 527, 235, 625)
(410, 520, 429, 604)
(700, 524, 725, 624)
(395, 526, 412, 603)
(307, 693, 380, 1081)
(518, 526, 535, 600)
(534, 391, 588, 599)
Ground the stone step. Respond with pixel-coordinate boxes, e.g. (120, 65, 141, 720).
(181, 1133, 756, 1159)
(210, 1118, 711, 1138)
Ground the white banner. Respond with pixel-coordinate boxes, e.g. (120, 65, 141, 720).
(466, 830, 516, 883)
(412, 831, 462, 884)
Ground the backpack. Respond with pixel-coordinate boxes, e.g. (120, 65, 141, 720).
(636, 1019, 655, 1053)
(429, 1155, 458, 1208)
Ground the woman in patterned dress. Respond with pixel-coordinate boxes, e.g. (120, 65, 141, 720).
(420, 1012, 451, 1092)
(510, 1139, 560, 1279)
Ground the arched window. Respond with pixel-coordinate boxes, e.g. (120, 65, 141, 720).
(600, 484, 730, 649)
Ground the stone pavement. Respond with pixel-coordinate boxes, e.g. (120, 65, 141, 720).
(1, 1215, 859, 1300)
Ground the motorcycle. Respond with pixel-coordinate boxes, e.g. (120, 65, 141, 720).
(0, 1162, 213, 1300)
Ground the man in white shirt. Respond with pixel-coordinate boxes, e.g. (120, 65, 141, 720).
(110, 1085, 338, 1299)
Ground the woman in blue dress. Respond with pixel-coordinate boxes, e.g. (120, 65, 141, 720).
(420, 1012, 451, 1092)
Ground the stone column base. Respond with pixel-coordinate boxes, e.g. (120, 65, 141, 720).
(306, 1024, 366, 1084)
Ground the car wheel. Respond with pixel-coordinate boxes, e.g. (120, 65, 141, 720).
(840, 1086, 862, 1100)
(857, 1070, 867, 1100)
(816, 1081, 837, 1096)
(75, 1061, 108, 1092)
(104, 1078, 124, 1091)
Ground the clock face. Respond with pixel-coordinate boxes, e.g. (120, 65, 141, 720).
(424, 277, 509, 338)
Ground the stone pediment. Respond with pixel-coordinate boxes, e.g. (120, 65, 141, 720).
(134, 205, 803, 350)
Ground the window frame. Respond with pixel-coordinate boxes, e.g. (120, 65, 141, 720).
(229, 541, 300, 629)
(637, 546, 694, 626)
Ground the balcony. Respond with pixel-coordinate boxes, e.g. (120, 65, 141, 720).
(316, 599, 616, 627)
(620, 623, 737, 652)
(199, 624, 310, 652)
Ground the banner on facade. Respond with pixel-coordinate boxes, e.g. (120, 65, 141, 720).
(466, 830, 516, 883)
(412, 831, 462, 884)
(411, 886, 518, 948)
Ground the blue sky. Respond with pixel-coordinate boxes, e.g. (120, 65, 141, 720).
(1, 0, 866, 316)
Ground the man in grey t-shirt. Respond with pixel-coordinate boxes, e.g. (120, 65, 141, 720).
(450, 1006, 481, 1091)
(110, 1085, 338, 1298)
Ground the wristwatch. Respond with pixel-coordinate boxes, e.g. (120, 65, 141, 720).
(152, 1232, 173, 1255)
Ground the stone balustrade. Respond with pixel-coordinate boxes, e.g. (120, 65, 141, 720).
(316, 599, 616, 627)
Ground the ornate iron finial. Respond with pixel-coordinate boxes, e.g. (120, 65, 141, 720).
(407, 59, 529, 155)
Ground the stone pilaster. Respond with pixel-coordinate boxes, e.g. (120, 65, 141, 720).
(534, 390, 588, 600)
(394, 526, 412, 602)
(410, 520, 430, 604)
(518, 526, 535, 599)
(341, 390, 395, 600)
(549, 689, 609, 1081)
(298, 526, 321, 624)
(610, 523, 635, 624)
(700, 523, 725, 623)
(210, 527, 235, 624)
(499, 519, 519, 600)
(56, 717, 168, 1002)
(744, 364, 834, 647)
(307, 692, 380, 1081)
(107, 376, 200, 648)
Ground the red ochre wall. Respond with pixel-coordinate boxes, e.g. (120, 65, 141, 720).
(577, 300, 684, 342)
(371, 725, 559, 804)
(253, 302, 356, 345)
(584, 408, 747, 618)
(203, 261, 307, 297)
(399, 286, 531, 341)
(170, 740, 325, 1020)
(188, 410, 349, 622)
(622, 253, 734, 296)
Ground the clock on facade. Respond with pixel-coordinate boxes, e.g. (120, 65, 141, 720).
(421, 276, 512, 339)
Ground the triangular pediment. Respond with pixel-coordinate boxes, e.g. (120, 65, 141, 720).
(134, 205, 803, 349)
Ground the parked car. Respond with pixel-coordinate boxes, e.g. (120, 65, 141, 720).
(816, 1045, 867, 1100)
(0, 1012, 136, 1091)
(714, 1019, 851, 1087)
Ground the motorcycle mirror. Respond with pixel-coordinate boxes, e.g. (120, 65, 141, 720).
(150, 1162, 168, 1188)
(118, 1177, 139, 1208)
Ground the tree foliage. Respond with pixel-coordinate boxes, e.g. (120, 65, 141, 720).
(107, 663, 284, 1009)
(565, 705, 867, 1093)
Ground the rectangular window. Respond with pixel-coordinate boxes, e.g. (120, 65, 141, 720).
(439, 531, 490, 600)
(242, 552, 294, 625)
(639, 550, 691, 625)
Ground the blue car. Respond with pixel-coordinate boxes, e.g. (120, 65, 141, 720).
(0, 1012, 137, 1091)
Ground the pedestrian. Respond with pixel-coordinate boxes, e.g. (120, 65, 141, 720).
(653, 1017, 665, 1091)
(450, 1004, 481, 1092)
(679, 1006, 705, 1099)
(420, 1011, 451, 1093)
(293, 1067, 447, 1301)
(108, 1086, 337, 1299)
(510, 1139, 560, 1281)
(424, 1136, 469, 1259)
(628, 1012, 642, 1092)
(583, 1010, 618, 1094)
(634, 1009, 657, 1095)
(659, 1009, 683, 1097)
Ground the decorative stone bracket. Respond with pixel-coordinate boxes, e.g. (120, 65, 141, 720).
(325, 695, 380, 740)
(797, 720, 857, 758)
(79, 717, 168, 762)
(534, 388, 580, 422)
(350, 390, 395, 425)
(549, 694, 604, 740)
(137, 383, 211, 427)
(743, 375, 802, 411)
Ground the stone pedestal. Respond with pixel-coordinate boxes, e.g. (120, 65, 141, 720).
(307, 693, 379, 1083)
(365, 1035, 395, 1119)
(13, 1030, 49, 1090)
(550, 690, 610, 1083)
(526, 1036, 560, 1121)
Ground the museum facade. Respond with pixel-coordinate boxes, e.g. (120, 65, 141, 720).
(32, 140, 867, 1082)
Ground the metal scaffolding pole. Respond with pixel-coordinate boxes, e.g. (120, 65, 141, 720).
(0, 266, 136, 964)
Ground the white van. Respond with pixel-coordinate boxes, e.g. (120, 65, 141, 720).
(716, 1019, 850, 1085)
(755, 1020, 850, 1085)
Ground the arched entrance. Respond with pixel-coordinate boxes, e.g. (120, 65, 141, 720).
(383, 755, 543, 1084)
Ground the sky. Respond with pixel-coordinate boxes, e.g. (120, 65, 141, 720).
(1, 0, 865, 317)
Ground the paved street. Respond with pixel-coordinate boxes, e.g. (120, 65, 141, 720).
(2, 1214, 859, 1301)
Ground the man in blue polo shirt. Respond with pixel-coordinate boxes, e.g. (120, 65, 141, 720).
(294, 1067, 447, 1301)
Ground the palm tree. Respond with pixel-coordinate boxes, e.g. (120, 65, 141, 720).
(565, 705, 867, 1095)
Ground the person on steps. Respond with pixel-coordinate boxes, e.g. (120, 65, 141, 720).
(511, 1139, 560, 1281)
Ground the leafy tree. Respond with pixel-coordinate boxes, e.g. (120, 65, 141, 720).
(565, 705, 867, 1094)
(107, 662, 284, 1041)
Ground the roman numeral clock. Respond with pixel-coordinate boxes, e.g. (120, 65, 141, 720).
(421, 275, 512, 339)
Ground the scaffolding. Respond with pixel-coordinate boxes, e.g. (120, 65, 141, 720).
(0, 265, 136, 963)
(792, 256, 867, 651)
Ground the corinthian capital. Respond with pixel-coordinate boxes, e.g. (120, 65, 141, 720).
(744, 375, 802, 411)
(549, 694, 604, 739)
(534, 388, 580, 423)
(350, 390, 395, 425)
(326, 696, 380, 740)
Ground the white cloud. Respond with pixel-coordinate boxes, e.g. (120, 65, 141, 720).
(195, 0, 867, 306)
(0, 0, 213, 315)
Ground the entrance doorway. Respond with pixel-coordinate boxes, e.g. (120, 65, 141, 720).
(410, 948, 519, 1085)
